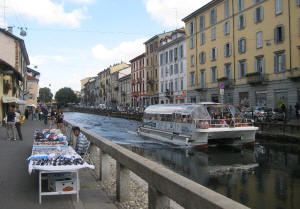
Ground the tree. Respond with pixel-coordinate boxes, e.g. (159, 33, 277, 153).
(55, 87, 78, 106)
(38, 87, 53, 103)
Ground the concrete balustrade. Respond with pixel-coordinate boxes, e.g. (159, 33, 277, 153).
(64, 120, 250, 209)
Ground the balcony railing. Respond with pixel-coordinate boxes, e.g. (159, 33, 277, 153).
(136, 77, 142, 83)
(246, 72, 267, 85)
(288, 68, 300, 81)
(194, 82, 206, 91)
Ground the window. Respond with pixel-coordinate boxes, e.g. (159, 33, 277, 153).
(275, 0, 282, 15)
(190, 72, 195, 86)
(254, 7, 264, 23)
(165, 66, 168, 77)
(190, 37, 194, 49)
(199, 16, 205, 31)
(224, 21, 230, 35)
(160, 54, 163, 65)
(200, 32, 205, 45)
(199, 51, 206, 64)
(170, 65, 173, 75)
(237, 0, 244, 12)
(254, 0, 263, 4)
(238, 60, 247, 78)
(210, 8, 217, 26)
(238, 38, 246, 53)
(211, 67, 217, 83)
(174, 48, 178, 61)
(238, 14, 246, 29)
(191, 55, 195, 66)
(181, 78, 184, 90)
(224, 63, 232, 79)
(150, 44, 153, 53)
(190, 21, 194, 35)
(161, 82, 164, 93)
(175, 80, 178, 92)
(210, 47, 218, 61)
(180, 61, 183, 73)
(256, 31, 263, 49)
(161, 68, 164, 78)
(211, 27, 216, 40)
(165, 82, 168, 91)
(255, 56, 264, 73)
(274, 25, 284, 44)
(224, 43, 232, 57)
(165, 51, 168, 64)
(274, 51, 285, 73)
(224, 0, 229, 18)
(174, 63, 178, 74)
(169, 50, 173, 62)
(297, 0, 300, 6)
(180, 45, 184, 58)
(199, 70, 206, 88)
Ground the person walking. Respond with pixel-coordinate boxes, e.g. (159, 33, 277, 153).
(34, 108, 39, 120)
(295, 102, 300, 118)
(24, 108, 29, 120)
(14, 107, 23, 140)
(49, 108, 57, 129)
(42, 107, 48, 126)
(281, 103, 287, 121)
(56, 109, 64, 130)
(5, 105, 16, 141)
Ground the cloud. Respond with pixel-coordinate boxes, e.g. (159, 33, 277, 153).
(0, 17, 7, 28)
(92, 38, 147, 63)
(144, 0, 211, 27)
(5, 0, 87, 28)
(65, 0, 95, 3)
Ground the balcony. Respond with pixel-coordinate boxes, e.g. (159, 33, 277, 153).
(132, 92, 139, 97)
(136, 77, 142, 83)
(147, 78, 154, 85)
(246, 72, 267, 85)
(288, 68, 300, 81)
(132, 79, 136, 84)
(194, 83, 206, 92)
(165, 89, 173, 98)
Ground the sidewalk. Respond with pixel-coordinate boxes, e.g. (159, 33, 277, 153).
(0, 120, 116, 209)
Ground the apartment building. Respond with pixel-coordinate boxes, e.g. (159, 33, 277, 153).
(182, 0, 300, 110)
(144, 32, 172, 105)
(26, 67, 40, 107)
(130, 53, 146, 108)
(158, 29, 187, 104)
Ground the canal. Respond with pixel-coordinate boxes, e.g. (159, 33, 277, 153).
(65, 112, 300, 209)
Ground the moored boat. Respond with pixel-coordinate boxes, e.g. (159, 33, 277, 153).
(138, 102, 258, 149)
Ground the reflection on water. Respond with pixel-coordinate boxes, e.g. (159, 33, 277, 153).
(65, 112, 300, 209)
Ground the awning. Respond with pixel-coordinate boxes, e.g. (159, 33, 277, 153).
(1, 96, 27, 105)
(26, 104, 36, 108)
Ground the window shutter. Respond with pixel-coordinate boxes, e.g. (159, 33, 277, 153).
(274, 27, 278, 44)
(238, 16, 241, 29)
(204, 52, 206, 63)
(224, 65, 227, 78)
(281, 25, 285, 42)
(297, 0, 300, 6)
(245, 62, 247, 75)
(238, 62, 241, 78)
(254, 9, 257, 23)
(262, 57, 265, 74)
(210, 69, 213, 82)
(243, 39, 246, 52)
(229, 43, 232, 57)
(216, 48, 218, 59)
(227, 22, 230, 34)
(238, 40, 241, 53)
(255, 59, 258, 72)
(261, 7, 264, 21)
(282, 54, 285, 71)
(243, 15, 246, 28)
(229, 64, 232, 79)
(210, 48, 213, 60)
(274, 55, 278, 72)
(224, 44, 227, 57)
(241, 0, 244, 10)
(223, 23, 226, 35)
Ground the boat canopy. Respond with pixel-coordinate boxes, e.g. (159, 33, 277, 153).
(144, 104, 210, 120)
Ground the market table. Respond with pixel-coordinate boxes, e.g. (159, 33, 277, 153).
(27, 129, 94, 204)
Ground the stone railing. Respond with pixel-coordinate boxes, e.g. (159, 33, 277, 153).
(63, 120, 249, 209)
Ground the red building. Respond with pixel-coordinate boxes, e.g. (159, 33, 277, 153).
(130, 53, 146, 108)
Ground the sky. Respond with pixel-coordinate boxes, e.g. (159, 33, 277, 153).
(0, 0, 211, 94)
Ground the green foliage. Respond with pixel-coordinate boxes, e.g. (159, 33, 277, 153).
(38, 87, 53, 103)
(55, 87, 78, 105)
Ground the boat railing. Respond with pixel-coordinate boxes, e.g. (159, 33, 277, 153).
(194, 119, 253, 129)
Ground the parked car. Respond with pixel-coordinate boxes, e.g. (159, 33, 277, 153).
(242, 106, 270, 122)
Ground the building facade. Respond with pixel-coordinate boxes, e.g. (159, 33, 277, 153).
(0, 28, 29, 120)
(130, 53, 147, 108)
(118, 74, 131, 108)
(26, 67, 40, 107)
(182, 0, 300, 112)
(158, 29, 187, 104)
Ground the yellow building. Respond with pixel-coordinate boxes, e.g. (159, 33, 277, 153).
(0, 28, 29, 121)
(80, 77, 91, 90)
(25, 67, 40, 107)
(183, 0, 300, 111)
(144, 32, 172, 105)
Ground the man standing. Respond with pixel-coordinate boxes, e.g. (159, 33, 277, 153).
(5, 105, 16, 141)
(72, 127, 89, 155)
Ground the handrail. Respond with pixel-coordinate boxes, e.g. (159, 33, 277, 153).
(64, 119, 249, 209)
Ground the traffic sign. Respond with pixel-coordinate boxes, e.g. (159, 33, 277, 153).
(219, 82, 225, 89)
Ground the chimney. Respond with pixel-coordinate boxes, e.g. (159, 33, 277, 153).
(7, 26, 13, 33)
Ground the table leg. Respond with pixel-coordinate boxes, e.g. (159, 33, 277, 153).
(76, 171, 79, 202)
(39, 171, 42, 204)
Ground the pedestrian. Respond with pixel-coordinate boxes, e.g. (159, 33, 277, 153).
(29, 107, 33, 120)
(56, 109, 64, 130)
(281, 103, 286, 120)
(34, 108, 39, 120)
(25, 108, 29, 120)
(14, 107, 23, 140)
(295, 102, 300, 118)
(72, 126, 89, 156)
(50, 108, 57, 129)
(5, 105, 16, 141)
(42, 107, 48, 126)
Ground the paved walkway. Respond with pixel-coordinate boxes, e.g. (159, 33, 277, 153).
(0, 120, 116, 209)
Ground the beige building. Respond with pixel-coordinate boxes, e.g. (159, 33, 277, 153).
(25, 67, 40, 107)
(183, 0, 300, 111)
(0, 27, 29, 120)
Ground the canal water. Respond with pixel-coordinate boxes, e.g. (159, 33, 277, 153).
(65, 112, 300, 209)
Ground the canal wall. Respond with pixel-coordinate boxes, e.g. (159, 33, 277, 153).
(63, 119, 249, 209)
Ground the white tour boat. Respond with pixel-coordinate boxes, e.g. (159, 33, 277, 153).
(138, 103, 259, 149)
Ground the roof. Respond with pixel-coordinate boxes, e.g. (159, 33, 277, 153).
(0, 58, 23, 81)
(110, 63, 130, 74)
(129, 53, 145, 63)
(27, 75, 39, 81)
(0, 28, 30, 65)
(182, 0, 223, 23)
(144, 30, 174, 45)
(27, 67, 40, 76)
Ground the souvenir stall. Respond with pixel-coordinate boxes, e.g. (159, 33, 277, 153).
(27, 129, 94, 204)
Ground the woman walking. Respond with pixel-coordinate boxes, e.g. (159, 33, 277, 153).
(15, 107, 23, 140)
(56, 109, 64, 130)
(5, 105, 16, 141)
